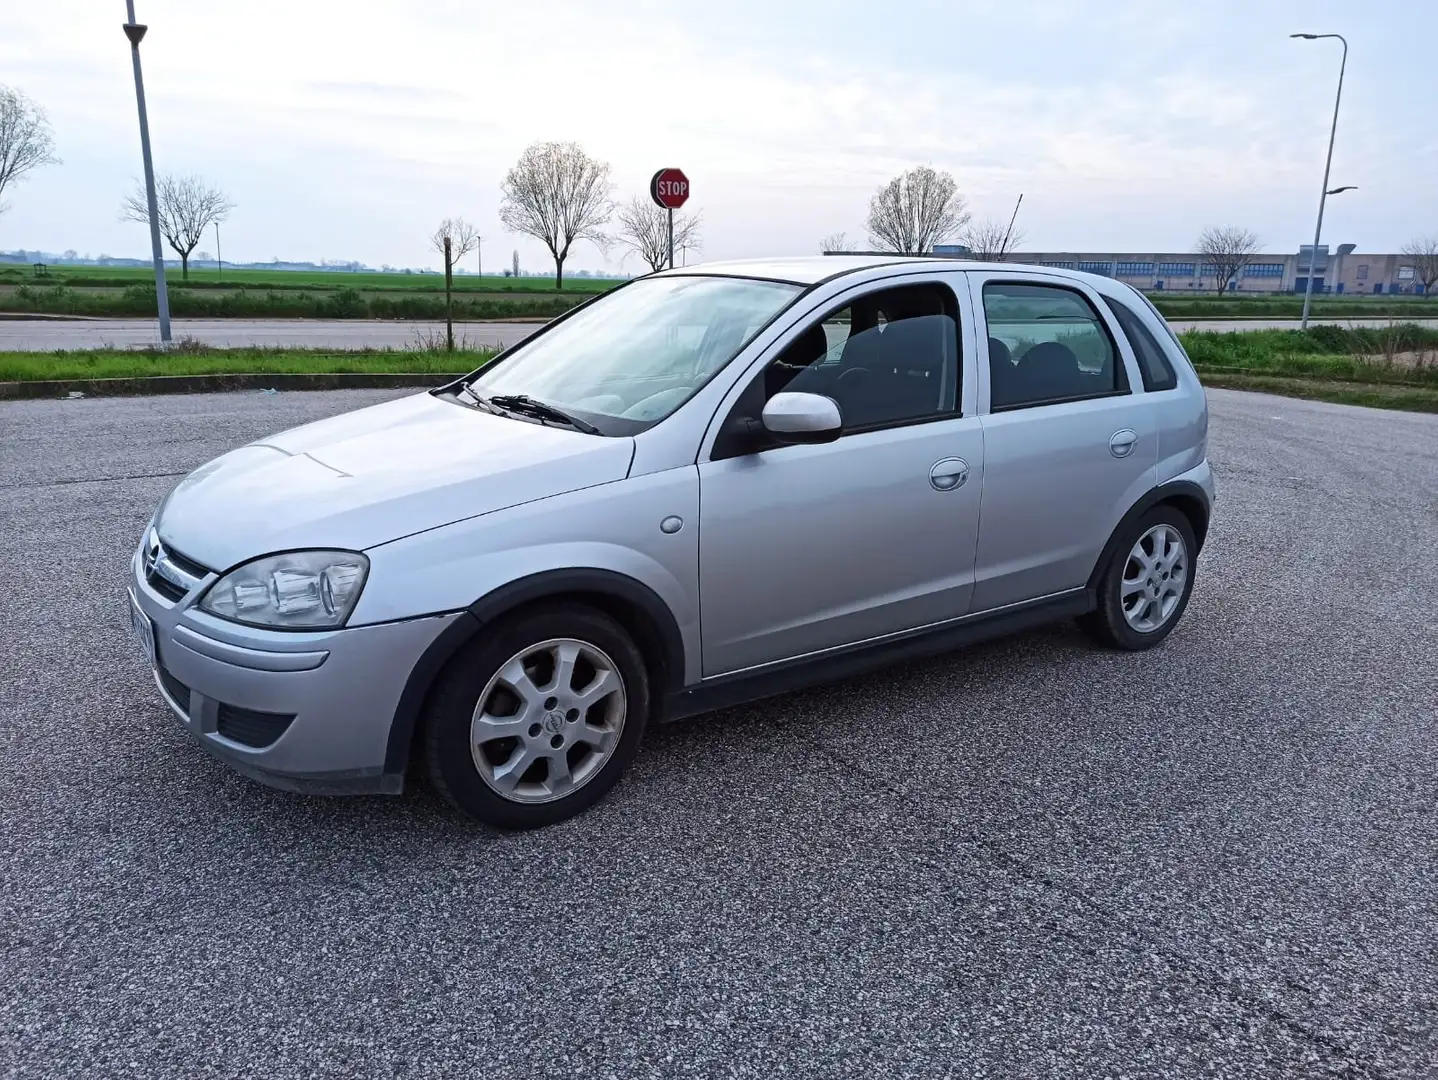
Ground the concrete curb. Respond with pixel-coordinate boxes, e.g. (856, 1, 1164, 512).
(0, 371, 466, 400)
(0, 312, 108, 322)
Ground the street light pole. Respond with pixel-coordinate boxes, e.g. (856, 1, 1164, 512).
(1291, 32, 1348, 331)
(123, 0, 172, 344)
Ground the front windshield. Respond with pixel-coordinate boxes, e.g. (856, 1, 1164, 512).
(467, 275, 802, 429)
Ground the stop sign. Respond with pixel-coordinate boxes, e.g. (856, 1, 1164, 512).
(649, 168, 690, 210)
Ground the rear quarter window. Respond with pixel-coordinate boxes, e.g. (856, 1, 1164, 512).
(1102, 295, 1179, 392)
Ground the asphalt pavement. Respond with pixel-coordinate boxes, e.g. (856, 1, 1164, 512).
(2, 387, 1435, 1078)
(4, 314, 1438, 351)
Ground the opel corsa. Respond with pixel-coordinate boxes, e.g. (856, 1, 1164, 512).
(129, 256, 1215, 828)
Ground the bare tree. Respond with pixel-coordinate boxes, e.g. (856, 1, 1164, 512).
(120, 173, 234, 280)
(431, 216, 480, 265)
(866, 166, 970, 254)
(615, 196, 702, 273)
(430, 217, 480, 352)
(960, 215, 1027, 261)
(1399, 236, 1438, 297)
(0, 85, 60, 215)
(1196, 226, 1261, 295)
(819, 231, 850, 254)
(499, 141, 613, 289)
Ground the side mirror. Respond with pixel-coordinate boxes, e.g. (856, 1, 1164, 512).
(760, 391, 842, 445)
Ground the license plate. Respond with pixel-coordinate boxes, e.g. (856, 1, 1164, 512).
(129, 591, 156, 667)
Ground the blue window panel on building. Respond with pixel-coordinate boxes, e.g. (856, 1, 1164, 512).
(1244, 263, 1284, 278)
(1115, 262, 1155, 276)
(1158, 262, 1196, 276)
(1078, 261, 1111, 275)
(1041, 261, 1075, 269)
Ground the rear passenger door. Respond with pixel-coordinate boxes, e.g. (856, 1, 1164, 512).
(967, 272, 1156, 612)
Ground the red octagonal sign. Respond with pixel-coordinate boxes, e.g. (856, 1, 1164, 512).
(649, 167, 690, 210)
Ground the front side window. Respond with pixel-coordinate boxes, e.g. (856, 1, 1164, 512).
(757, 282, 961, 430)
(983, 282, 1123, 411)
(467, 275, 801, 432)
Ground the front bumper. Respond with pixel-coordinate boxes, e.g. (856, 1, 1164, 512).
(129, 538, 462, 794)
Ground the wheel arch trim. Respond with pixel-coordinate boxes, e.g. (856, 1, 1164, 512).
(382, 569, 687, 779)
(1086, 479, 1211, 595)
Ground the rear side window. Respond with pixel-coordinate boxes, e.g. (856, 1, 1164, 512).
(1102, 296, 1178, 392)
(982, 282, 1124, 411)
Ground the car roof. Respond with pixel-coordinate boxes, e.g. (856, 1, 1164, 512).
(651, 255, 1107, 289)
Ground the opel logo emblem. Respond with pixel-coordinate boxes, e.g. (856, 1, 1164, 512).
(543, 711, 565, 734)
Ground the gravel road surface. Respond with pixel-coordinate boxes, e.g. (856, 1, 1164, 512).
(2, 387, 1435, 1078)
(5, 314, 1438, 351)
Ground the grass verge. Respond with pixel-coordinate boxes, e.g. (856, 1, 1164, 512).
(0, 346, 491, 383)
(1194, 371, 1438, 412)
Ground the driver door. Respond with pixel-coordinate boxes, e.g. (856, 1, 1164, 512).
(696, 276, 985, 676)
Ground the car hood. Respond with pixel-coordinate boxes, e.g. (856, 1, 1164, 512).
(156, 391, 635, 571)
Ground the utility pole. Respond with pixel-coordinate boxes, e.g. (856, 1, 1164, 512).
(1291, 32, 1349, 330)
(476, 236, 483, 277)
(215, 221, 222, 275)
(999, 193, 1024, 261)
(123, 0, 171, 344)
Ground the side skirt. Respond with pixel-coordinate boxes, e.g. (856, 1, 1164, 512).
(663, 588, 1093, 721)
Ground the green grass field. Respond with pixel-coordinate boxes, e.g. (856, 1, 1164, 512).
(3, 262, 1435, 321)
(0, 264, 614, 294)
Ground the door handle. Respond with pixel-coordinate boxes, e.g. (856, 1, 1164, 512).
(1109, 429, 1138, 459)
(930, 457, 969, 491)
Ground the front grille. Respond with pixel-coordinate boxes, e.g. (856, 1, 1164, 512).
(147, 571, 187, 602)
(161, 545, 210, 581)
(216, 704, 296, 749)
(143, 531, 212, 604)
(157, 662, 191, 715)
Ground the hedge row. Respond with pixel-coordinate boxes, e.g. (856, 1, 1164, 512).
(1, 284, 583, 321)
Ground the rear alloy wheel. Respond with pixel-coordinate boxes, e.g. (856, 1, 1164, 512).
(424, 605, 649, 829)
(1081, 506, 1197, 651)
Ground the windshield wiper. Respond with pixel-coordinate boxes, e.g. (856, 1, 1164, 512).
(488, 394, 601, 435)
(456, 381, 504, 415)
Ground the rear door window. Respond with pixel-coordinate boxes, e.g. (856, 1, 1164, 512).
(982, 282, 1126, 410)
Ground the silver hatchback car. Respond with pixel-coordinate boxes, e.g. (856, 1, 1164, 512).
(129, 256, 1214, 828)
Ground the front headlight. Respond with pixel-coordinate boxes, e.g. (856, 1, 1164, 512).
(199, 550, 370, 630)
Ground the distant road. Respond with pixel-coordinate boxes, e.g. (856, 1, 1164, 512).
(0, 318, 537, 352)
(3, 315, 1436, 352)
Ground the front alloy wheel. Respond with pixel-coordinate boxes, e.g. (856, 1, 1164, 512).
(470, 638, 627, 804)
(424, 604, 650, 829)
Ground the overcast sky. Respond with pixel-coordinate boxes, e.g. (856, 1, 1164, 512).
(2, 1, 1432, 273)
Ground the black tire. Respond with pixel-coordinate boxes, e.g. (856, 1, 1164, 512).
(422, 603, 650, 829)
(1080, 505, 1198, 651)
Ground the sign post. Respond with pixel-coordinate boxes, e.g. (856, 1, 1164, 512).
(649, 167, 690, 270)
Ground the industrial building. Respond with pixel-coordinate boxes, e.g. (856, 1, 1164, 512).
(1006, 244, 1426, 295)
(832, 243, 1429, 295)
